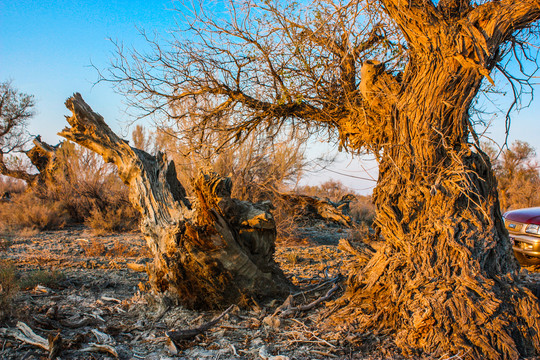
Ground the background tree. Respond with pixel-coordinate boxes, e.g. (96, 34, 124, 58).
(104, 0, 540, 358)
(131, 124, 155, 154)
(0, 81, 36, 182)
(485, 140, 540, 211)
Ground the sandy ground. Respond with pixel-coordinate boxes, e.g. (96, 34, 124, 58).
(0, 225, 539, 359)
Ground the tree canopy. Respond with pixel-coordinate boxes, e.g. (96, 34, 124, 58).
(106, 0, 540, 154)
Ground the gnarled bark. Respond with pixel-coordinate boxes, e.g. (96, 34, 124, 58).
(0, 136, 59, 186)
(58, 93, 291, 309)
(331, 14, 540, 358)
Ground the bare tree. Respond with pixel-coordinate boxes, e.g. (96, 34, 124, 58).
(0, 81, 37, 183)
(0, 81, 34, 154)
(103, 0, 540, 357)
(131, 124, 155, 154)
(154, 123, 306, 201)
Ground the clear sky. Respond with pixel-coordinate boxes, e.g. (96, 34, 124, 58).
(2, 0, 539, 194)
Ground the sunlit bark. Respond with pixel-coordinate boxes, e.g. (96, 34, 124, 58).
(59, 94, 291, 309)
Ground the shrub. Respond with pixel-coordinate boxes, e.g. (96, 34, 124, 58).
(85, 198, 139, 235)
(484, 140, 540, 211)
(82, 238, 146, 258)
(0, 141, 141, 233)
(349, 195, 376, 226)
(0, 235, 12, 251)
(39, 141, 139, 224)
(0, 176, 26, 195)
(0, 191, 68, 231)
(81, 239, 107, 257)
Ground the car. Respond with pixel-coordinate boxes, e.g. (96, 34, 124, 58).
(503, 207, 540, 266)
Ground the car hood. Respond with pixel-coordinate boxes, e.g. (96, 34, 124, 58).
(504, 207, 540, 224)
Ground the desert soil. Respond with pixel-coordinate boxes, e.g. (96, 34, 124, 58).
(1, 224, 539, 360)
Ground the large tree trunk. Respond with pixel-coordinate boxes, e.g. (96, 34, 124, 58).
(335, 53, 540, 358)
(59, 93, 291, 309)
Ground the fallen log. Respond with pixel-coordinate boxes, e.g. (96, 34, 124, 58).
(0, 321, 62, 359)
(276, 192, 354, 227)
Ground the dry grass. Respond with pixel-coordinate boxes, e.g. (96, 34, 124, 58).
(0, 192, 68, 231)
(86, 203, 139, 235)
(0, 259, 66, 322)
(82, 239, 107, 257)
(284, 252, 303, 264)
(82, 238, 146, 258)
(0, 236, 12, 251)
(0, 259, 18, 321)
(19, 268, 65, 290)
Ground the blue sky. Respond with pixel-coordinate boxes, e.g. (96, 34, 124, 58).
(1, 0, 179, 140)
(1, 0, 539, 194)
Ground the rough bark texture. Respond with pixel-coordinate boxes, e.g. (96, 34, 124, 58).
(0, 136, 59, 186)
(59, 93, 291, 309)
(331, 2, 540, 358)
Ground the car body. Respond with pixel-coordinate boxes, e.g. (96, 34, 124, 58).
(503, 207, 540, 266)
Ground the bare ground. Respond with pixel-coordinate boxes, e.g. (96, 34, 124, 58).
(1, 225, 539, 360)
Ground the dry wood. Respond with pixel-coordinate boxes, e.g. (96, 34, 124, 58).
(337, 238, 374, 263)
(166, 305, 234, 342)
(276, 192, 354, 227)
(47, 332, 62, 360)
(126, 262, 146, 272)
(80, 343, 119, 358)
(58, 94, 292, 309)
(275, 281, 341, 318)
(0, 136, 60, 186)
(0, 321, 49, 352)
(258, 345, 290, 360)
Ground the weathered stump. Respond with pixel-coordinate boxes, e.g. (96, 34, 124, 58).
(59, 93, 291, 308)
(0, 136, 59, 186)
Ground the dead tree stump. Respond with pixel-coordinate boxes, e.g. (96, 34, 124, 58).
(59, 93, 291, 308)
(0, 136, 59, 186)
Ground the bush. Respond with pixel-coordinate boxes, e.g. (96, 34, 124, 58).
(484, 140, 540, 211)
(349, 195, 376, 225)
(86, 202, 139, 235)
(0, 191, 68, 231)
(39, 141, 139, 226)
(0, 176, 26, 195)
(0, 141, 140, 234)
